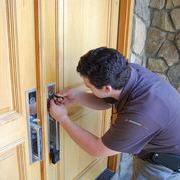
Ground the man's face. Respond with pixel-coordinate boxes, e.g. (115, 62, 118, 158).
(83, 77, 112, 98)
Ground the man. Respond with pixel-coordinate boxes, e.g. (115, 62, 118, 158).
(49, 47, 180, 179)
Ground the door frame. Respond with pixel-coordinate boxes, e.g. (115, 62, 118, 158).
(117, 0, 134, 58)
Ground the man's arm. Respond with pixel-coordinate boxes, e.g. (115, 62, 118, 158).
(49, 98, 118, 157)
(76, 92, 112, 110)
(60, 115, 119, 157)
(60, 88, 112, 110)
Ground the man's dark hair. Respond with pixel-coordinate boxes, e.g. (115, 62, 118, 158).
(76, 47, 131, 90)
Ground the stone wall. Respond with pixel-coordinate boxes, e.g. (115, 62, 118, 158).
(130, 0, 180, 92)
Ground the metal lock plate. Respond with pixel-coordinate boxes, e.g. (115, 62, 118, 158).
(26, 89, 42, 163)
(47, 83, 60, 164)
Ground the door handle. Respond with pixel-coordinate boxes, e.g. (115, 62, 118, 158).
(26, 89, 43, 163)
(30, 119, 43, 162)
(47, 83, 60, 164)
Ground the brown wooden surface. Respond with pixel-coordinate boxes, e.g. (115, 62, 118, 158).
(0, 0, 42, 179)
(107, 105, 120, 173)
(58, 1, 119, 179)
(0, 1, 121, 179)
(117, 0, 134, 58)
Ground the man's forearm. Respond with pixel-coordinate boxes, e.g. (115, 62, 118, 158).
(77, 92, 111, 110)
(59, 115, 103, 156)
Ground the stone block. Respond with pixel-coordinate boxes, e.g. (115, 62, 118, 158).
(167, 33, 175, 41)
(167, 64, 180, 87)
(150, 0, 165, 9)
(132, 15, 147, 55)
(130, 53, 143, 65)
(166, 0, 180, 9)
(145, 27, 166, 56)
(156, 73, 169, 82)
(158, 40, 179, 66)
(173, 0, 180, 7)
(170, 8, 180, 30)
(135, 0, 151, 26)
(152, 10, 175, 32)
(175, 32, 180, 52)
(148, 58, 168, 72)
(177, 86, 180, 93)
(166, 0, 174, 9)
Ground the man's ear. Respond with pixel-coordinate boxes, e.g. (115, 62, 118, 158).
(103, 85, 112, 93)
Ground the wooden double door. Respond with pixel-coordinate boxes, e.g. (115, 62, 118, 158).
(0, 0, 131, 179)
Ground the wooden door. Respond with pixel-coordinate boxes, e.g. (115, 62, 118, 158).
(0, 0, 120, 180)
(57, 0, 120, 179)
(38, 0, 120, 180)
(0, 0, 42, 179)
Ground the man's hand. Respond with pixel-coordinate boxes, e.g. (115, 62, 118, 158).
(56, 88, 83, 106)
(49, 99, 68, 123)
(49, 98, 119, 157)
(55, 88, 111, 110)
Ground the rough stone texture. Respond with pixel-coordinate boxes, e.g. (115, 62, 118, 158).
(173, 0, 180, 7)
(131, 0, 180, 92)
(167, 64, 180, 87)
(130, 53, 142, 65)
(132, 15, 146, 55)
(166, 0, 180, 9)
(156, 73, 169, 81)
(177, 86, 180, 93)
(166, 0, 174, 9)
(135, 0, 151, 26)
(150, 0, 165, 9)
(176, 32, 180, 52)
(170, 8, 180, 30)
(145, 27, 167, 56)
(148, 58, 168, 72)
(158, 40, 179, 66)
(167, 33, 176, 41)
(152, 10, 175, 32)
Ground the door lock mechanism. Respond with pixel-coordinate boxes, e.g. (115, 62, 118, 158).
(26, 89, 42, 163)
(47, 83, 60, 164)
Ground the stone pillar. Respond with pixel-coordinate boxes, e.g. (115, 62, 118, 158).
(130, 0, 180, 92)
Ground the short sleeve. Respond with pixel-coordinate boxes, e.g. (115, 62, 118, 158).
(101, 112, 160, 154)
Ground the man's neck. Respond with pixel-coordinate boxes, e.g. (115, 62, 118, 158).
(111, 89, 122, 100)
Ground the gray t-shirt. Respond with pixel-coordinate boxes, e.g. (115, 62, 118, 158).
(102, 63, 180, 157)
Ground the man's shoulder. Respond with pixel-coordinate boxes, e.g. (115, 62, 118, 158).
(129, 63, 145, 70)
(129, 63, 155, 76)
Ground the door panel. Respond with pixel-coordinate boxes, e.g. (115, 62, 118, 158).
(0, 145, 26, 180)
(58, 0, 119, 179)
(63, 0, 111, 87)
(0, 0, 41, 179)
(0, 0, 17, 117)
(39, 0, 119, 179)
(0, 14, 13, 114)
(64, 110, 104, 180)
